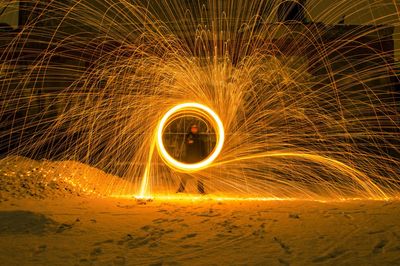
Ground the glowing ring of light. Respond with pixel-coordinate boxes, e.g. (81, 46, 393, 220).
(157, 103, 225, 172)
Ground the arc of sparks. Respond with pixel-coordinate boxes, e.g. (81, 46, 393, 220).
(156, 102, 225, 172)
(137, 102, 225, 198)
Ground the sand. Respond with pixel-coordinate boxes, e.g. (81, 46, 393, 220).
(1, 157, 400, 265)
(0, 156, 132, 201)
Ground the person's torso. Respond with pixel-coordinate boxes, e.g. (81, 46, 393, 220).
(184, 133, 205, 163)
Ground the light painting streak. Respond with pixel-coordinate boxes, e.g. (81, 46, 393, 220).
(156, 103, 225, 172)
(0, 1, 399, 201)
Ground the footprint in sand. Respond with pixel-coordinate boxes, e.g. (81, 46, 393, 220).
(373, 239, 388, 254)
(152, 218, 169, 224)
(117, 234, 134, 245)
(252, 228, 266, 239)
(273, 237, 292, 254)
(195, 208, 220, 217)
(56, 218, 80, 233)
(288, 213, 300, 219)
(278, 258, 290, 266)
(343, 213, 353, 220)
(90, 247, 103, 256)
(56, 223, 74, 233)
(170, 218, 184, 223)
(312, 248, 346, 262)
(119, 226, 171, 249)
(217, 219, 240, 234)
(32, 244, 47, 255)
(116, 204, 136, 209)
(181, 233, 197, 239)
(141, 225, 152, 231)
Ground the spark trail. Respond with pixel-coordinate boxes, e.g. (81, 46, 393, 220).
(0, 0, 399, 200)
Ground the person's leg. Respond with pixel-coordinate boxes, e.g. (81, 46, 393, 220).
(176, 177, 187, 193)
(197, 179, 205, 194)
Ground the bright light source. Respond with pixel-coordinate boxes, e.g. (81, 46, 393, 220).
(156, 103, 225, 172)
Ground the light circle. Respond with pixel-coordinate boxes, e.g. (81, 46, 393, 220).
(156, 103, 225, 172)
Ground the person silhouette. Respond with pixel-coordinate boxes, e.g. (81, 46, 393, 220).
(176, 124, 207, 194)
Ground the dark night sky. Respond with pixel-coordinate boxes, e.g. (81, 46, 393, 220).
(0, 1, 398, 59)
(308, 0, 399, 60)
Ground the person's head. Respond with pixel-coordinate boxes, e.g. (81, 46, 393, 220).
(190, 124, 199, 134)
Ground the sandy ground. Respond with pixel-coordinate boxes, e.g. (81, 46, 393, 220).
(1, 197, 400, 265)
(1, 157, 400, 265)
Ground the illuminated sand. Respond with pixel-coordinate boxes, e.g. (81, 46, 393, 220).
(1, 157, 400, 265)
(0, 156, 134, 200)
(1, 196, 400, 265)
